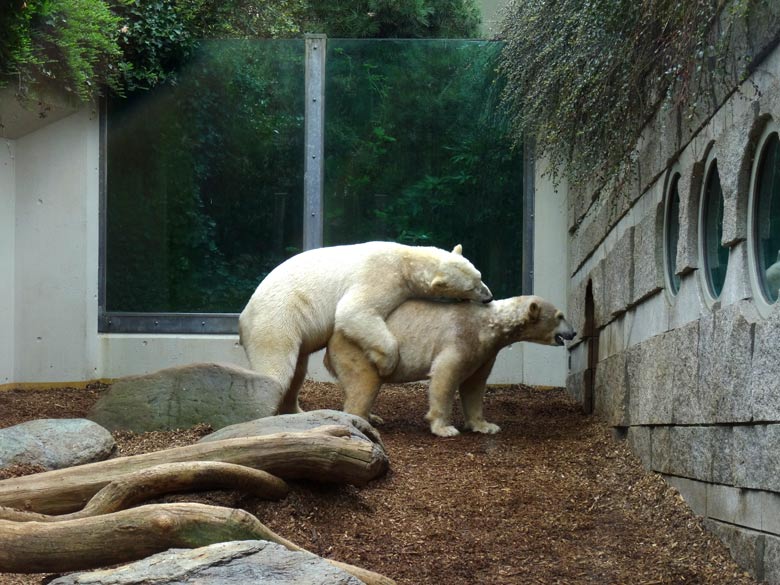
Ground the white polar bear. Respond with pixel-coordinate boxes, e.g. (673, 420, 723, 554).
(324, 295, 576, 437)
(239, 242, 493, 413)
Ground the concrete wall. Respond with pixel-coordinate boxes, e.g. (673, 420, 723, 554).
(12, 108, 101, 382)
(564, 15, 780, 583)
(0, 138, 15, 384)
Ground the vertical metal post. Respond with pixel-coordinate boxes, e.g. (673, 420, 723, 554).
(522, 137, 536, 294)
(303, 34, 326, 250)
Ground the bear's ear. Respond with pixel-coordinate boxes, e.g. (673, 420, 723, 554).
(528, 300, 541, 321)
(431, 275, 448, 290)
(452, 244, 463, 255)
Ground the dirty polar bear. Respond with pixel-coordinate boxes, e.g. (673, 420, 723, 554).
(239, 241, 493, 413)
(325, 295, 576, 437)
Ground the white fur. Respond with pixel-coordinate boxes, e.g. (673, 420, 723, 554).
(324, 295, 575, 437)
(239, 241, 492, 413)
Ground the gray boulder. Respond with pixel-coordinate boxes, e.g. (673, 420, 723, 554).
(88, 362, 284, 433)
(198, 409, 383, 448)
(48, 540, 365, 584)
(0, 418, 115, 470)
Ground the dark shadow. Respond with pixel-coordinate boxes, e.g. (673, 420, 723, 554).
(582, 280, 598, 415)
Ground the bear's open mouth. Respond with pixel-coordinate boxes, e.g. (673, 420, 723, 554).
(554, 334, 565, 346)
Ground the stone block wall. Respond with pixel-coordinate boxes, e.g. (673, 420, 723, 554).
(564, 7, 780, 582)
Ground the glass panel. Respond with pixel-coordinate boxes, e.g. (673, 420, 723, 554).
(666, 174, 681, 295)
(106, 40, 305, 313)
(323, 40, 523, 298)
(702, 162, 728, 298)
(755, 132, 780, 303)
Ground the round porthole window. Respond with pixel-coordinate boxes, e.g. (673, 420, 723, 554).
(664, 172, 682, 296)
(699, 158, 729, 300)
(748, 124, 780, 314)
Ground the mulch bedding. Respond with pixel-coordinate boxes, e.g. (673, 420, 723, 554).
(0, 381, 760, 585)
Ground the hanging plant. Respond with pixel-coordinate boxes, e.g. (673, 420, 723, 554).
(498, 0, 778, 189)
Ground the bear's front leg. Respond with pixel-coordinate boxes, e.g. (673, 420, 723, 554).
(426, 354, 462, 437)
(460, 359, 501, 435)
(334, 297, 399, 377)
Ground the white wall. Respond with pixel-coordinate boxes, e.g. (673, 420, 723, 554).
(12, 108, 100, 382)
(521, 157, 569, 386)
(0, 138, 15, 384)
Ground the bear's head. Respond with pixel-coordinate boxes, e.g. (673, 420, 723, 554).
(506, 295, 576, 346)
(428, 244, 493, 303)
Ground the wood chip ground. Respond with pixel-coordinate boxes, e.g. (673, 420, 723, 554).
(0, 381, 759, 585)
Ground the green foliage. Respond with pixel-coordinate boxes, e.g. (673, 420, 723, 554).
(106, 39, 524, 312)
(112, 0, 193, 92)
(301, 0, 480, 38)
(498, 0, 775, 188)
(322, 40, 524, 297)
(0, 0, 122, 101)
(106, 40, 305, 312)
(0, 0, 481, 102)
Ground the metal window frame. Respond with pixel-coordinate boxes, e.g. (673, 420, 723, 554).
(98, 37, 534, 334)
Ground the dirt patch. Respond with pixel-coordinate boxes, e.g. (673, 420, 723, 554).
(0, 382, 757, 585)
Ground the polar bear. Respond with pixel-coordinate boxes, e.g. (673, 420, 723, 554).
(324, 295, 576, 437)
(239, 242, 493, 413)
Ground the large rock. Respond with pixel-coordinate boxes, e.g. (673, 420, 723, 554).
(0, 418, 115, 470)
(48, 540, 365, 585)
(88, 363, 284, 433)
(199, 409, 383, 449)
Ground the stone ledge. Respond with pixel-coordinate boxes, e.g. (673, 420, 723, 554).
(705, 519, 780, 584)
(639, 423, 780, 492)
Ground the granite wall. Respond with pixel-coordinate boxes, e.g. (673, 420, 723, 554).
(564, 7, 780, 582)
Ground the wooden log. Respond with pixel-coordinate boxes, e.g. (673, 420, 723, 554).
(0, 425, 387, 515)
(0, 502, 396, 585)
(0, 461, 289, 522)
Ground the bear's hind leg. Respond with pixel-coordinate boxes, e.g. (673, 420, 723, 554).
(326, 332, 383, 422)
(278, 353, 309, 414)
(242, 330, 301, 395)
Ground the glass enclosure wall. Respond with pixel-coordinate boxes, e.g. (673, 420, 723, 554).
(701, 161, 728, 299)
(665, 173, 681, 295)
(754, 132, 780, 304)
(323, 40, 523, 298)
(103, 38, 524, 332)
(107, 40, 305, 316)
